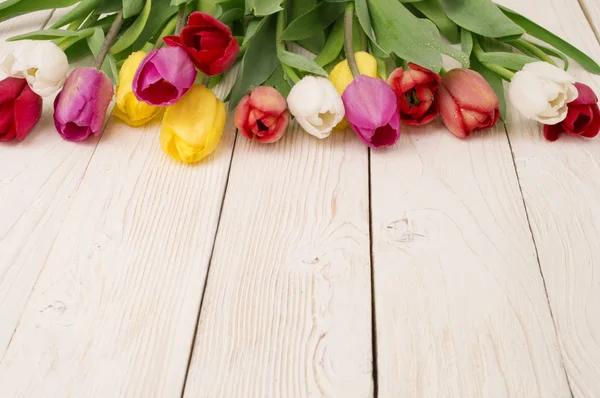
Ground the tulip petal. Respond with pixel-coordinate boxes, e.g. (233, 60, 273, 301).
(13, 84, 42, 140)
(522, 61, 575, 84)
(342, 75, 397, 130)
(571, 82, 598, 106)
(249, 86, 287, 116)
(441, 69, 498, 113)
(0, 77, 27, 105)
(438, 84, 468, 138)
(0, 101, 15, 137)
(543, 124, 561, 141)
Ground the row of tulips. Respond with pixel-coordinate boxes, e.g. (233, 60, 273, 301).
(1, 8, 599, 159)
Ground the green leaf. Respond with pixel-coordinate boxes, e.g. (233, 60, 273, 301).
(476, 51, 537, 71)
(355, 0, 374, 41)
(171, 0, 191, 5)
(471, 56, 506, 122)
(278, 50, 328, 76)
(263, 65, 292, 97)
(97, 0, 123, 13)
(438, 0, 523, 39)
(411, 0, 459, 43)
(0, 0, 79, 23)
(368, 0, 468, 72)
(50, 0, 101, 29)
(314, 16, 344, 67)
(281, 2, 344, 41)
(88, 27, 119, 83)
(64, 39, 93, 62)
(123, 0, 145, 18)
(131, 0, 178, 50)
(461, 29, 473, 57)
(499, 5, 600, 74)
(229, 15, 279, 106)
(55, 28, 96, 51)
(245, 0, 283, 16)
(111, 0, 152, 54)
(534, 42, 570, 71)
(8, 29, 80, 41)
(197, 0, 219, 14)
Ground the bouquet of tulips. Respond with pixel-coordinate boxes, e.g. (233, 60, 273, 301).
(1, 0, 599, 162)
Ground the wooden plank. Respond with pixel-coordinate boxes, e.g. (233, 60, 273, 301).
(578, 0, 600, 41)
(0, 68, 237, 397)
(182, 126, 374, 397)
(497, 0, 600, 396)
(370, 115, 571, 393)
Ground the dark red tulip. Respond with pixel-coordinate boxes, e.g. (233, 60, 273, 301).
(0, 77, 42, 141)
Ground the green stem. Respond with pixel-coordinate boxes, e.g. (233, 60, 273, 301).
(93, 10, 123, 70)
(483, 62, 515, 81)
(359, 24, 367, 52)
(344, 2, 359, 77)
(175, 4, 187, 35)
(276, 10, 301, 85)
(513, 38, 556, 66)
(155, 15, 177, 49)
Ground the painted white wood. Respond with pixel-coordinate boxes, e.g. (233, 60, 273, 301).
(0, 51, 238, 398)
(370, 123, 571, 396)
(579, 0, 600, 41)
(497, 0, 600, 396)
(182, 126, 374, 398)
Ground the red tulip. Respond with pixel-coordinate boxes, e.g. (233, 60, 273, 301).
(437, 69, 499, 138)
(164, 12, 239, 76)
(543, 82, 600, 141)
(0, 77, 42, 141)
(388, 63, 440, 125)
(234, 86, 290, 144)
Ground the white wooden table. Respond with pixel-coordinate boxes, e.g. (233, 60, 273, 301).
(0, 0, 599, 396)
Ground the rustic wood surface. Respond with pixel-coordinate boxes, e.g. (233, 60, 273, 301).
(0, 0, 599, 396)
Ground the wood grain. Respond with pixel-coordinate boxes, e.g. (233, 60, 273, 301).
(578, 0, 600, 41)
(370, 120, 571, 397)
(0, 59, 237, 398)
(497, 0, 600, 396)
(182, 125, 374, 397)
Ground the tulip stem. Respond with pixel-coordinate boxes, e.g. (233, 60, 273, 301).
(175, 4, 187, 35)
(276, 10, 301, 85)
(512, 38, 557, 66)
(155, 14, 177, 49)
(483, 63, 516, 81)
(93, 10, 123, 70)
(344, 2, 360, 78)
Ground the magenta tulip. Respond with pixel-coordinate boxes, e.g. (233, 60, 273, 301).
(342, 75, 401, 148)
(53, 67, 114, 141)
(132, 46, 197, 106)
(0, 77, 42, 141)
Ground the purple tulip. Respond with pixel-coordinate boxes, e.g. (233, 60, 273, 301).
(133, 47, 197, 106)
(342, 75, 401, 148)
(53, 67, 114, 142)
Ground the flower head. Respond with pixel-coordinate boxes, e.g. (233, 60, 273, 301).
(342, 75, 401, 148)
(160, 84, 226, 163)
(388, 63, 440, 125)
(543, 82, 600, 141)
(287, 76, 344, 139)
(437, 68, 499, 138)
(113, 51, 163, 127)
(234, 86, 290, 144)
(164, 12, 239, 76)
(53, 67, 114, 141)
(0, 41, 68, 97)
(0, 77, 42, 141)
(133, 46, 197, 106)
(509, 62, 578, 125)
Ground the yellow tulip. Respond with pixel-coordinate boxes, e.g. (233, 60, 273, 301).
(112, 51, 163, 127)
(328, 51, 379, 129)
(160, 84, 226, 164)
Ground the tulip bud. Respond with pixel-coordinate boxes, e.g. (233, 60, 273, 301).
(113, 51, 163, 127)
(234, 86, 290, 144)
(0, 41, 68, 97)
(342, 75, 401, 148)
(160, 84, 226, 164)
(0, 77, 42, 141)
(328, 52, 379, 130)
(437, 69, 500, 138)
(543, 82, 600, 141)
(509, 62, 578, 125)
(53, 67, 114, 142)
(287, 76, 345, 139)
(388, 63, 440, 126)
(132, 47, 197, 106)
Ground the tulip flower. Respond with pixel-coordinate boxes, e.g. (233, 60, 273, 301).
(341, 75, 401, 148)
(437, 69, 500, 139)
(164, 12, 239, 76)
(509, 62, 578, 125)
(234, 86, 290, 144)
(388, 63, 440, 126)
(113, 51, 163, 127)
(0, 41, 68, 97)
(0, 77, 42, 141)
(53, 67, 114, 142)
(132, 46, 197, 106)
(160, 84, 226, 163)
(287, 76, 345, 139)
(543, 82, 600, 141)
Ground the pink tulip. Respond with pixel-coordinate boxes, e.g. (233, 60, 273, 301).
(437, 68, 499, 138)
(133, 47, 197, 106)
(342, 75, 401, 148)
(234, 86, 290, 144)
(0, 77, 42, 141)
(53, 67, 114, 141)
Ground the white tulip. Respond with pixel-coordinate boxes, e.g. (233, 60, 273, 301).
(0, 41, 69, 97)
(287, 76, 345, 139)
(508, 61, 578, 125)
